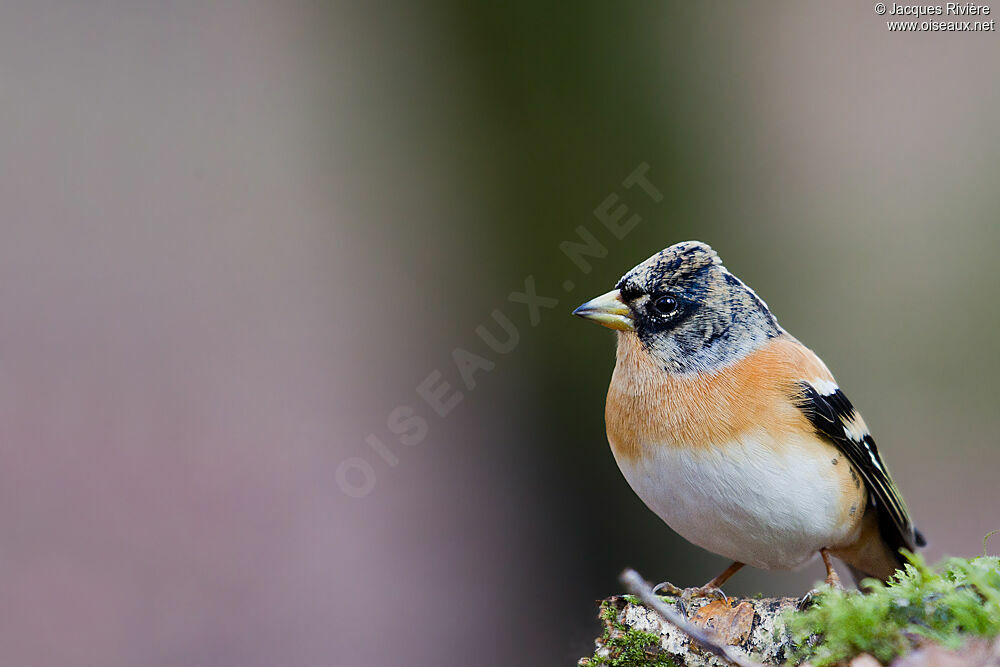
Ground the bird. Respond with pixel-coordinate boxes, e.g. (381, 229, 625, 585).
(572, 240, 924, 598)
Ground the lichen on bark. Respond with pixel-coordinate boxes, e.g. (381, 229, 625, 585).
(580, 594, 798, 666)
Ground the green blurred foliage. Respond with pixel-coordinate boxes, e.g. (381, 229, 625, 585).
(785, 552, 1000, 665)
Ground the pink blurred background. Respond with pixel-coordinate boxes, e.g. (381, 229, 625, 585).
(0, 3, 997, 666)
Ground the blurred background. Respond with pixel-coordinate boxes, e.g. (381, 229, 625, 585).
(0, 2, 998, 665)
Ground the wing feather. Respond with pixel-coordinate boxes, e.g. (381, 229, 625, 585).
(795, 382, 923, 555)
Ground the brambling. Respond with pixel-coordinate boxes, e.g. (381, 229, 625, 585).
(573, 241, 924, 596)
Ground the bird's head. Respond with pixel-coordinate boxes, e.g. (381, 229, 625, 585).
(573, 241, 781, 374)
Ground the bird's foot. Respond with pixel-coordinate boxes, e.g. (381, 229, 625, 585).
(652, 581, 728, 600)
(652, 581, 728, 617)
(797, 588, 820, 611)
(797, 580, 843, 611)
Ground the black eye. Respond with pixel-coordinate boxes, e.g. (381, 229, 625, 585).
(651, 295, 678, 315)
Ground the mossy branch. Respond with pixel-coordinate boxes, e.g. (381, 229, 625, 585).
(619, 569, 759, 667)
(581, 553, 1000, 666)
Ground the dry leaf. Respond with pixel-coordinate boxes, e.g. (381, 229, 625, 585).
(690, 599, 755, 646)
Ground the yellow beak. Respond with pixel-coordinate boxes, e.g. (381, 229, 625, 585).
(572, 289, 634, 331)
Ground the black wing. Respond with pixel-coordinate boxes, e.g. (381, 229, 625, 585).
(796, 382, 925, 556)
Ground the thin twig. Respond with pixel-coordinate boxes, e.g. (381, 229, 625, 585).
(619, 568, 760, 667)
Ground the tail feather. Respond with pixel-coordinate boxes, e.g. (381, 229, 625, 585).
(832, 509, 922, 586)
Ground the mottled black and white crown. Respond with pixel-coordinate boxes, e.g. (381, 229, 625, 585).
(616, 241, 721, 295)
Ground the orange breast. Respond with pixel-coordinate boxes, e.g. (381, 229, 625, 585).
(605, 335, 833, 463)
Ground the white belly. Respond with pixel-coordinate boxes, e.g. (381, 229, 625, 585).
(614, 430, 856, 570)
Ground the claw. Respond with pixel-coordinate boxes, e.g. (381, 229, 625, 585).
(797, 588, 819, 611)
(691, 586, 727, 604)
(652, 582, 729, 618)
(652, 581, 684, 597)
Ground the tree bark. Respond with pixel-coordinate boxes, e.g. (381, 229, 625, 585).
(580, 594, 799, 666)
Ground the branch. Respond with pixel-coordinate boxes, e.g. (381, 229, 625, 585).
(619, 568, 761, 667)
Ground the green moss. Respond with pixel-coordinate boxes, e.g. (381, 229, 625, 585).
(783, 552, 1000, 665)
(582, 599, 678, 667)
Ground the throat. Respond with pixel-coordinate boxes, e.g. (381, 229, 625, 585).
(605, 333, 725, 459)
(641, 319, 776, 375)
(613, 330, 754, 385)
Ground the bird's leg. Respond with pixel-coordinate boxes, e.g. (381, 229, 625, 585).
(703, 560, 746, 591)
(799, 549, 843, 610)
(820, 548, 842, 588)
(653, 561, 744, 615)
